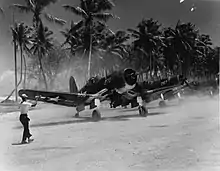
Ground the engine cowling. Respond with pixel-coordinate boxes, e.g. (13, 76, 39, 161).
(123, 68, 138, 86)
(115, 68, 138, 94)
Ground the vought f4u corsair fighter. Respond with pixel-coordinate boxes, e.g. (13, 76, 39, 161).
(18, 68, 189, 120)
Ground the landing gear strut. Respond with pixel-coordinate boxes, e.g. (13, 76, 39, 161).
(159, 93, 166, 108)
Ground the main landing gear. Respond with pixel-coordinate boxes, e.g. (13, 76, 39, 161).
(75, 99, 102, 121)
(159, 100, 166, 107)
(75, 97, 149, 120)
(137, 96, 148, 117)
(75, 109, 101, 120)
(138, 105, 148, 117)
(159, 93, 167, 108)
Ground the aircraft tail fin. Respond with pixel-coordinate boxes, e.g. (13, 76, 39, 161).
(69, 76, 78, 93)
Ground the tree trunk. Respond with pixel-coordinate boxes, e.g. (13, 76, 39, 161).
(149, 53, 152, 74)
(149, 53, 153, 80)
(38, 53, 48, 90)
(20, 47, 23, 86)
(87, 34, 92, 79)
(14, 39, 18, 102)
(23, 54, 27, 89)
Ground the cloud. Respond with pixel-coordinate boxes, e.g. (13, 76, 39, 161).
(0, 70, 16, 95)
(0, 70, 14, 82)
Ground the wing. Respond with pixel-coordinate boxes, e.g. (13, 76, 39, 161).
(141, 75, 187, 96)
(143, 84, 186, 101)
(18, 89, 107, 107)
(121, 75, 189, 102)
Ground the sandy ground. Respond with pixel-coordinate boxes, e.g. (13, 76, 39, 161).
(0, 95, 219, 171)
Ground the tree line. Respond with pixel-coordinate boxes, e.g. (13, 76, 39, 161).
(1, 0, 219, 95)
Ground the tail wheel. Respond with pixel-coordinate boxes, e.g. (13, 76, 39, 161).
(138, 106, 148, 117)
(92, 109, 101, 120)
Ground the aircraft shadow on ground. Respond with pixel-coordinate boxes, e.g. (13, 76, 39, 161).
(12, 142, 33, 146)
(12, 142, 28, 146)
(31, 146, 74, 151)
(149, 125, 169, 128)
(118, 103, 179, 113)
(14, 111, 166, 129)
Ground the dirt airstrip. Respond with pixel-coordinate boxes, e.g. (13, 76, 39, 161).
(0, 95, 219, 171)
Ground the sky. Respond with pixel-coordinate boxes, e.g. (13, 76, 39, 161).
(0, 0, 220, 75)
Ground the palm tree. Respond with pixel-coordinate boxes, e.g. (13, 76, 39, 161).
(1, 23, 32, 103)
(10, 0, 66, 28)
(192, 34, 216, 78)
(60, 20, 84, 55)
(174, 21, 198, 77)
(196, 34, 212, 56)
(30, 21, 54, 90)
(205, 47, 219, 76)
(128, 18, 164, 78)
(63, 0, 117, 78)
(162, 27, 180, 75)
(98, 30, 130, 70)
(14, 23, 32, 88)
(161, 21, 198, 77)
(9, 0, 65, 93)
(61, 21, 108, 76)
(100, 30, 129, 58)
(36, 41, 69, 89)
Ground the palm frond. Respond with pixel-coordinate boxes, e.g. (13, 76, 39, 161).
(63, 5, 88, 18)
(10, 4, 32, 13)
(111, 51, 123, 59)
(60, 31, 77, 42)
(136, 47, 148, 57)
(113, 46, 128, 54)
(31, 0, 57, 8)
(196, 49, 205, 56)
(0, 7, 4, 15)
(80, 0, 88, 12)
(96, 0, 115, 11)
(60, 30, 68, 37)
(44, 13, 66, 25)
(69, 20, 84, 32)
(93, 13, 114, 22)
(127, 28, 140, 38)
(25, 0, 35, 8)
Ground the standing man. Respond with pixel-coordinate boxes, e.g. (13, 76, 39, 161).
(19, 94, 37, 144)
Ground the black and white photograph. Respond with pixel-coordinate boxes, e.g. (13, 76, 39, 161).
(0, 0, 219, 170)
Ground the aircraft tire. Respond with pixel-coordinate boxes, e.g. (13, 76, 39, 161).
(92, 109, 101, 120)
(138, 106, 148, 117)
(159, 100, 166, 108)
